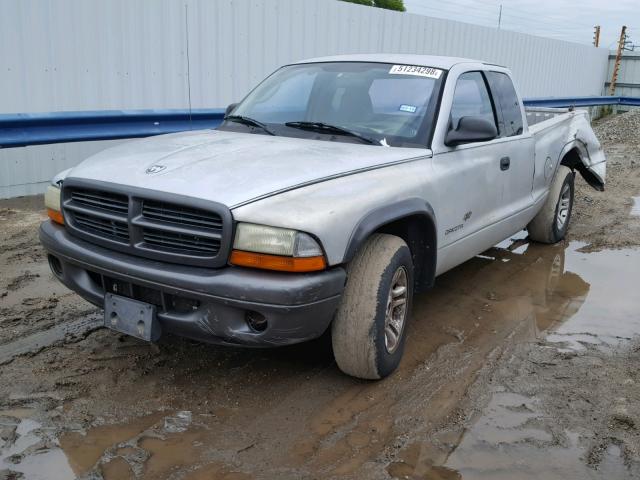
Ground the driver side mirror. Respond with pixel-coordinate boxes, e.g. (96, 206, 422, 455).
(445, 116, 498, 147)
(225, 103, 238, 118)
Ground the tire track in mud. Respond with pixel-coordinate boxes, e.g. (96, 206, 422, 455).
(0, 315, 102, 365)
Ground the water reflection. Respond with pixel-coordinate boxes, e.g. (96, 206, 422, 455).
(391, 238, 640, 480)
(0, 410, 75, 480)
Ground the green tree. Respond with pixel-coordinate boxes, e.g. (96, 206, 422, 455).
(341, 0, 374, 5)
(373, 0, 406, 11)
(340, 0, 406, 11)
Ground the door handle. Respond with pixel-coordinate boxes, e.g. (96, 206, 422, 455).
(500, 156, 510, 171)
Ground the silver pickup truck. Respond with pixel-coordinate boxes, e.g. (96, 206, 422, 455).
(40, 54, 606, 379)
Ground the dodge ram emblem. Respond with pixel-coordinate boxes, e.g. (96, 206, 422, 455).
(145, 164, 166, 174)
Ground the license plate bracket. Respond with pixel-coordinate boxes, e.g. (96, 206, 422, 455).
(104, 293, 161, 341)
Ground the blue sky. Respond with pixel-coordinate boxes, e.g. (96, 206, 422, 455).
(404, 0, 639, 49)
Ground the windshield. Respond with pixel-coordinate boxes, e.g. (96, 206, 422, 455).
(220, 62, 445, 148)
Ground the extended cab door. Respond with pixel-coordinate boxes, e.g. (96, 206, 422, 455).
(429, 65, 534, 275)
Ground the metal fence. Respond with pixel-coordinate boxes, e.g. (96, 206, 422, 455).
(0, 0, 611, 198)
(0, 110, 225, 148)
(4, 97, 640, 150)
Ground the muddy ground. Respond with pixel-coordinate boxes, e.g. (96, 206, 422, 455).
(1, 117, 640, 479)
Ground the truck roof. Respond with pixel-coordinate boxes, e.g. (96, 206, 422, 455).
(294, 53, 484, 70)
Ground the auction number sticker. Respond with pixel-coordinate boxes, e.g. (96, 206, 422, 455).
(389, 65, 443, 79)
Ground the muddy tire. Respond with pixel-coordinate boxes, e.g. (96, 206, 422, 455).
(528, 166, 575, 244)
(331, 234, 414, 380)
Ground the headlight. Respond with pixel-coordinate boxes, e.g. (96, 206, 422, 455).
(45, 184, 64, 225)
(230, 223, 326, 272)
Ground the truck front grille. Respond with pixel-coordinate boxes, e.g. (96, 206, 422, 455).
(62, 180, 232, 268)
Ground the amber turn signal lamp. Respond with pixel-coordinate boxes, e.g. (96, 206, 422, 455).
(47, 208, 65, 225)
(230, 250, 326, 272)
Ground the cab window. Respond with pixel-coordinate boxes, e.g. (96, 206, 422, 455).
(449, 72, 496, 131)
(485, 71, 524, 137)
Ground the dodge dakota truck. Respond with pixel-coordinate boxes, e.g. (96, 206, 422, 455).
(40, 54, 606, 379)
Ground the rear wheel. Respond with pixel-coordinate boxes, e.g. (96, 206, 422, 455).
(528, 166, 575, 244)
(331, 234, 414, 379)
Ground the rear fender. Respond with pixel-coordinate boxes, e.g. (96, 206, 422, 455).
(558, 138, 605, 191)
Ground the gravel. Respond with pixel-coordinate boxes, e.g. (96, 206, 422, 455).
(593, 108, 640, 146)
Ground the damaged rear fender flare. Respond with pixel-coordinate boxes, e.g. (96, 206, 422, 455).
(558, 140, 605, 191)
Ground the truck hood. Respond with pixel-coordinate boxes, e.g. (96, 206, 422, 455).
(67, 130, 430, 208)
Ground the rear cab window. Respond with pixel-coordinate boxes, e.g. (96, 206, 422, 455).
(485, 71, 524, 137)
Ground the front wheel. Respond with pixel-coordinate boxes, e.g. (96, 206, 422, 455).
(528, 166, 575, 244)
(331, 234, 414, 379)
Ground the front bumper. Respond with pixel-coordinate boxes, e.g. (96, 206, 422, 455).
(39, 221, 346, 346)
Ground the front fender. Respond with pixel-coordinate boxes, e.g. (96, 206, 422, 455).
(230, 157, 436, 268)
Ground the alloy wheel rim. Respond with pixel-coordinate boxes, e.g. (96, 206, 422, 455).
(556, 183, 571, 230)
(384, 266, 408, 354)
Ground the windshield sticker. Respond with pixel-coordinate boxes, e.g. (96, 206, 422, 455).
(399, 104, 417, 113)
(389, 65, 443, 79)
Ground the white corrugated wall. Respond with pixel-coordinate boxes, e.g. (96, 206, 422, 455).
(606, 51, 640, 98)
(0, 0, 610, 198)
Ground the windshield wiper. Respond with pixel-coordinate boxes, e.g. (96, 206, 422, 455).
(224, 115, 276, 136)
(284, 121, 380, 146)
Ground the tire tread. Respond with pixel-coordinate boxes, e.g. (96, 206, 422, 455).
(332, 234, 410, 379)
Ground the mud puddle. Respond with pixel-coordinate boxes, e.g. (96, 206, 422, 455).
(3, 237, 640, 479)
(391, 390, 632, 480)
(1, 408, 253, 479)
(4, 184, 640, 478)
(443, 391, 634, 480)
(0, 409, 75, 480)
(388, 242, 640, 479)
(545, 243, 640, 351)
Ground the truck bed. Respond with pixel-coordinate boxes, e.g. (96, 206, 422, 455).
(525, 106, 606, 191)
(525, 106, 572, 127)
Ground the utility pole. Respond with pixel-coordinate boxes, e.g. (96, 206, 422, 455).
(497, 4, 502, 29)
(609, 25, 627, 96)
(593, 25, 600, 47)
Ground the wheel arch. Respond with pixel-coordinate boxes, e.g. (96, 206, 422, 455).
(558, 142, 604, 191)
(342, 199, 437, 293)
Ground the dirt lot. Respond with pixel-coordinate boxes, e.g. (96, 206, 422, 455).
(2, 112, 640, 479)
